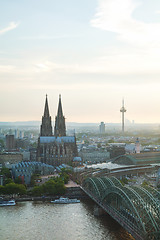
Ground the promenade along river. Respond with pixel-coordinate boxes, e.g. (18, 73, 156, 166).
(0, 200, 134, 240)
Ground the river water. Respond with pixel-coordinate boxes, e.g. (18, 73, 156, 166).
(0, 200, 134, 240)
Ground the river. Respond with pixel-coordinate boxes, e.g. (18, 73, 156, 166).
(0, 199, 135, 240)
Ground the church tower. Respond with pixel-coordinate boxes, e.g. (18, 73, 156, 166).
(40, 95, 52, 136)
(54, 94, 66, 137)
(37, 94, 79, 166)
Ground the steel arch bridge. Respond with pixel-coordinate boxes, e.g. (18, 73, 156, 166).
(82, 177, 160, 240)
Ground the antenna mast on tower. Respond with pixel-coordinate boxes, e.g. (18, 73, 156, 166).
(120, 99, 127, 133)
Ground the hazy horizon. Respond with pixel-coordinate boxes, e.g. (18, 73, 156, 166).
(1, 1, 160, 123)
(0, 120, 160, 125)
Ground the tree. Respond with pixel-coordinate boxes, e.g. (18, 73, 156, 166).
(15, 177, 23, 184)
(4, 183, 17, 195)
(4, 178, 14, 185)
(0, 167, 11, 178)
(97, 143, 101, 148)
(0, 185, 5, 194)
(4, 183, 26, 195)
(43, 179, 56, 195)
(141, 180, 148, 187)
(30, 174, 36, 187)
(59, 172, 69, 184)
(16, 184, 26, 195)
(42, 179, 66, 196)
(32, 186, 43, 196)
(54, 179, 66, 195)
(108, 139, 114, 143)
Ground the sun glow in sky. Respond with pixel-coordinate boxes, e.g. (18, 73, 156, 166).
(1, 0, 160, 123)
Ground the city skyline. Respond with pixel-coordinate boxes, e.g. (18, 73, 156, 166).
(1, 0, 160, 123)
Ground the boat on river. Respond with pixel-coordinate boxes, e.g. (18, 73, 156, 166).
(51, 197, 80, 204)
(0, 198, 16, 206)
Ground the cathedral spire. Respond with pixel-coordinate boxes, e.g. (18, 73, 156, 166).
(54, 94, 66, 137)
(44, 94, 49, 117)
(57, 94, 63, 117)
(40, 95, 52, 136)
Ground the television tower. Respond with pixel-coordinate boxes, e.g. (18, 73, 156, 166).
(120, 99, 127, 133)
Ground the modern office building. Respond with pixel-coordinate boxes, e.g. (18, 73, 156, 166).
(99, 122, 105, 134)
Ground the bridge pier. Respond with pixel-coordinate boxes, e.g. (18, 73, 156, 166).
(93, 204, 106, 216)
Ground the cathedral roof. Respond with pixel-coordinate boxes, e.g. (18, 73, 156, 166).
(40, 136, 75, 143)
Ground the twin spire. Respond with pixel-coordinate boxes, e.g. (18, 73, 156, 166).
(54, 94, 66, 137)
(57, 94, 63, 118)
(40, 94, 66, 137)
(44, 94, 49, 117)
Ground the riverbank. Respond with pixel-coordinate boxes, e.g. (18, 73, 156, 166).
(1, 186, 88, 202)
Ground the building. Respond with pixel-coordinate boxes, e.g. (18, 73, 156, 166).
(72, 157, 83, 167)
(14, 129, 19, 139)
(112, 152, 160, 165)
(99, 122, 105, 134)
(37, 95, 78, 166)
(108, 145, 126, 159)
(12, 161, 55, 185)
(6, 135, 15, 151)
(79, 149, 110, 164)
(0, 152, 23, 166)
(135, 138, 140, 153)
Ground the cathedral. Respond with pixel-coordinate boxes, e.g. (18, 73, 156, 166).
(36, 95, 78, 166)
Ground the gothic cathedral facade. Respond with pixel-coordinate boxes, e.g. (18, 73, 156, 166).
(36, 95, 78, 166)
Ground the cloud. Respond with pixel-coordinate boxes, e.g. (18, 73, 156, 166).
(0, 65, 15, 72)
(34, 61, 83, 73)
(34, 52, 160, 77)
(20, 34, 81, 40)
(91, 0, 160, 47)
(0, 22, 19, 35)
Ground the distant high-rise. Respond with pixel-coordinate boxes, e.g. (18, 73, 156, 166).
(6, 135, 15, 151)
(19, 131, 24, 139)
(99, 122, 105, 134)
(120, 99, 127, 133)
(14, 129, 19, 139)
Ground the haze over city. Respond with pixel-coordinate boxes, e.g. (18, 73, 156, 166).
(1, 0, 160, 123)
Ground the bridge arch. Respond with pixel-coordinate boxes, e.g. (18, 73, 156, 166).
(102, 185, 146, 234)
(122, 186, 159, 234)
(131, 185, 160, 224)
(82, 177, 101, 198)
(82, 176, 160, 239)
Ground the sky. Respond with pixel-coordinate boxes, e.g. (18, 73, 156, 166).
(1, 0, 160, 123)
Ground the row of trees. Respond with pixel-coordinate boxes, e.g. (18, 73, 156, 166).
(0, 167, 70, 197)
(0, 177, 66, 197)
(31, 178, 66, 196)
(31, 168, 71, 196)
(0, 183, 26, 195)
(0, 167, 27, 195)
